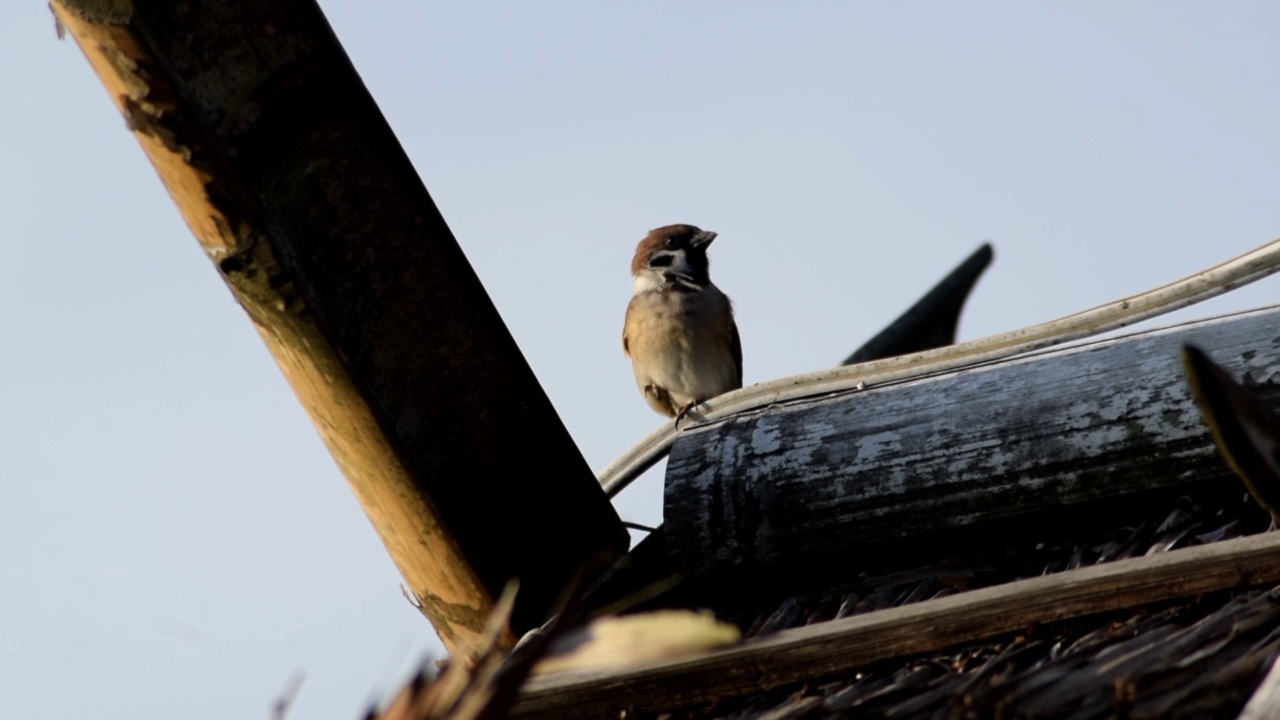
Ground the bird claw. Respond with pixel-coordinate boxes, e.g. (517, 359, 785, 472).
(674, 400, 701, 430)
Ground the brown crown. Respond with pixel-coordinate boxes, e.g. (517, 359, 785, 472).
(630, 224, 706, 275)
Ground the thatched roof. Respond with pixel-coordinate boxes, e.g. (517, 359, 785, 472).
(660, 492, 1275, 720)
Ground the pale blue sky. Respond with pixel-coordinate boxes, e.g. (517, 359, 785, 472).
(2, 2, 1278, 718)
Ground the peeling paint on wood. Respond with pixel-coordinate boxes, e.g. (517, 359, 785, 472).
(666, 306, 1280, 576)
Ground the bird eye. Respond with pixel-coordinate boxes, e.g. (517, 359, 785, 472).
(665, 236, 679, 248)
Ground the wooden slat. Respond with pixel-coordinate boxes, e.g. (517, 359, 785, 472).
(52, 0, 627, 654)
(666, 305, 1280, 577)
(512, 530, 1280, 719)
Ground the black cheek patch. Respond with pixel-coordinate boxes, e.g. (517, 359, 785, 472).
(649, 254, 675, 268)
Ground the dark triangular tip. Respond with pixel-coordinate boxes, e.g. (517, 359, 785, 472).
(1180, 343, 1280, 524)
(843, 243, 995, 366)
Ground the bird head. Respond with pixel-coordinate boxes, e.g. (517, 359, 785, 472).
(630, 224, 718, 289)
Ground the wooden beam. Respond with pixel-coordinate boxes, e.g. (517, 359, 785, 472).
(666, 305, 1280, 577)
(512, 528, 1280, 719)
(51, 0, 627, 653)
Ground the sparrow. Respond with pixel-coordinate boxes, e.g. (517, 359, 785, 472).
(622, 224, 742, 426)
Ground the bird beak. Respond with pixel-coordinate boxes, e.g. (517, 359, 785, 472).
(690, 230, 718, 248)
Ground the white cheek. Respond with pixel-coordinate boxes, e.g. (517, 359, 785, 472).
(633, 271, 664, 295)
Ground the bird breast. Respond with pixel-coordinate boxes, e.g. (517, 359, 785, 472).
(625, 284, 738, 406)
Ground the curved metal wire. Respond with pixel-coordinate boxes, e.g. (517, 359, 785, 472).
(601, 236, 1280, 498)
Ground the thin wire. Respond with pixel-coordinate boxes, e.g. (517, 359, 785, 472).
(601, 236, 1280, 498)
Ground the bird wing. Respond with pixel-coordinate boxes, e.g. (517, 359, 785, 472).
(623, 298, 633, 357)
(643, 383, 677, 418)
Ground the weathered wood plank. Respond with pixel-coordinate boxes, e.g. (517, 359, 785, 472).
(667, 306, 1280, 577)
(52, 0, 627, 653)
(512, 529, 1280, 719)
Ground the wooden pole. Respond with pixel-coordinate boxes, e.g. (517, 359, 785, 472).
(666, 305, 1280, 577)
(51, 0, 627, 654)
